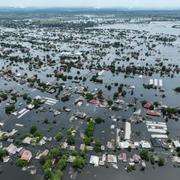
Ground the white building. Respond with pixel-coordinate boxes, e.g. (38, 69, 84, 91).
(89, 155, 99, 166)
(124, 122, 131, 140)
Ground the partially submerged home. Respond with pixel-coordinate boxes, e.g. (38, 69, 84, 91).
(20, 149, 32, 162)
(124, 122, 131, 141)
(89, 155, 99, 166)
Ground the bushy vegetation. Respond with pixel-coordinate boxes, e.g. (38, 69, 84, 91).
(94, 117, 105, 124)
(16, 159, 29, 167)
(29, 125, 43, 140)
(5, 104, 15, 114)
(55, 132, 63, 142)
(158, 157, 165, 166)
(174, 87, 180, 93)
(0, 149, 8, 161)
(140, 149, 149, 161)
(72, 156, 86, 170)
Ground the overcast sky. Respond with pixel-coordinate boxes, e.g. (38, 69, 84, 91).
(0, 0, 180, 8)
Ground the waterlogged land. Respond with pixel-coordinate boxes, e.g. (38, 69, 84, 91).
(0, 9, 179, 180)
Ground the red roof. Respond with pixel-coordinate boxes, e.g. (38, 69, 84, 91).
(20, 149, 32, 162)
(119, 153, 127, 162)
(89, 99, 99, 104)
(143, 103, 152, 109)
(146, 110, 161, 117)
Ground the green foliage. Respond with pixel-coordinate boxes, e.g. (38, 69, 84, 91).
(67, 134, 75, 145)
(30, 125, 38, 134)
(57, 158, 67, 170)
(140, 149, 149, 161)
(94, 117, 105, 124)
(55, 132, 63, 142)
(51, 170, 63, 180)
(61, 96, 69, 102)
(0, 149, 8, 161)
(85, 93, 94, 101)
(39, 155, 46, 165)
(5, 104, 15, 114)
(83, 136, 92, 146)
(33, 99, 42, 108)
(0, 93, 8, 101)
(97, 90, 103, 99)
(113, 92, 119, 99)
(44, 118, 49, 124)
(72, 156, 85, 170)
(16, 159, 29, 167)
(174, 87, 180, 93)
(127, 164, 135, 172)
(107, 100, 113, 106)
(30, 125, 43, 139)
(111, 106, 119, 111)
(26, 96, 32, 104)
(66, 128, 75, 145)
(22, 93, 28, 100)
(90, 75, 103, 83)
(44, 168, 53, 180)
(94, 140, 102, 153)
(85, 120, 96, 138)
(150, 155, 155, 165)
(158, 157, 165, 166)
(48, 147, 61, 159)
(162, 107, 180, 115)
(43, 159, 53, 171)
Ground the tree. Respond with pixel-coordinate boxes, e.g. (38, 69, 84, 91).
(30, 125, 38, 134)
(113, 92, 119, 99)
(83, 136, 91, 146)
(39, 155, 46, 165)
(85, 120, 95, 138)
(150, 155, 155, 165)
(95, 117, 105, 124)
(140, 149, 149, 161)
(44, 118, 49, 124)
(51, 170, 63, 180)
(107, 85, 111, 91)
(67, 134, 75, 145)
(0, 93, 8, 101)
(94, 140, 102, 153)
(44, 168, 53, 180)
(22, 93, 28, 100)
(174, 87, 180, 93)
(85, 93, 94, 101)
(16, 159, 29, 167)
(97, 90, 103, 99)
(33, 99, 42, 108)
(58, 158, 67, 170)
(72, 156, 85, 170)
(33, 130, 43, 139)
(49, 148, 61, 159)
(158, 157, 165, 166)
(55, 132, 63, 142)
(43, 159, 53, 171)
(5, 104, 15, 114)
(0, 149, 8, 161)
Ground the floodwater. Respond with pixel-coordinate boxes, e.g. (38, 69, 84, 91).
(97, 21, 180, 35)
(0, 18, 180, 180)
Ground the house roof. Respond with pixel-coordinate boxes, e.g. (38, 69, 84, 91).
(20, 149, 32, 162)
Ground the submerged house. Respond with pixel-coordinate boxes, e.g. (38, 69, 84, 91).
(143, 103, 153, 109)
(146, 110, 161, 117)
(20, 149, 32, 162)
(89, 155, 99, 166)
(124, 122, 131, 141)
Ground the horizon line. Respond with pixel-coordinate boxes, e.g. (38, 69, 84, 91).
(0, 6, 180, 10)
